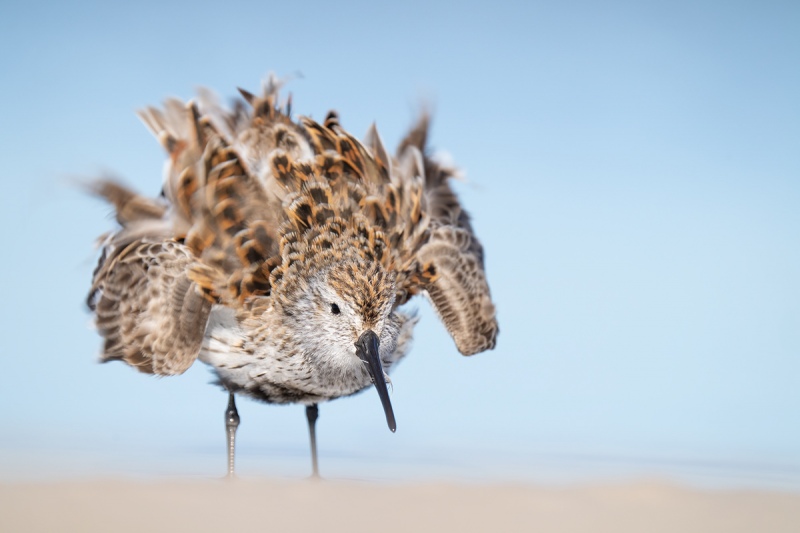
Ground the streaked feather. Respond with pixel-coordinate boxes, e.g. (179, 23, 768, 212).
(88, 78, 497, 381)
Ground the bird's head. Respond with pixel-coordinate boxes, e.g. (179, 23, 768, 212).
(279, 254, 399, 431)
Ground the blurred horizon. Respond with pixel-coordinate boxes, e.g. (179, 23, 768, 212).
(1, 0, 798, 490)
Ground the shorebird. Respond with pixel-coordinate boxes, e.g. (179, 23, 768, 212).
(87, 77, 498, 477)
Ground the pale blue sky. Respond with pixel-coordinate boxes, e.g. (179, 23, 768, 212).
(1, 0, 798, 487)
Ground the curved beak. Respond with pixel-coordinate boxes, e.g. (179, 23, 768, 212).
(355, 330, 396, 432)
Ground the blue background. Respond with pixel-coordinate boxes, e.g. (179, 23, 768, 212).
(1, 0, 798, 488)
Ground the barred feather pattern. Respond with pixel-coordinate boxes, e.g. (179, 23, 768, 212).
(88, 78, 497, 402)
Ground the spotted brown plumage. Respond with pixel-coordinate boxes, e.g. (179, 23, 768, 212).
(87, 75, 498, 476)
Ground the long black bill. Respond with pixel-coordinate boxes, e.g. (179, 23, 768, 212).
(355, 330, 396, 432)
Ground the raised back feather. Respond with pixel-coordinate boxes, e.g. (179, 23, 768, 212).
(131, 81, 440, 310)
(89, 78, 497, 378)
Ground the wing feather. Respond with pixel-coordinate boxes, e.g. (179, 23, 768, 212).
(417, 227, 497, 355)
(90, 240, 212, 375)
(88, 81, 498, 375)
(399, 114, 498, 355)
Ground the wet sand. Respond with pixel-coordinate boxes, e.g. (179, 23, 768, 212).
(1, 478, 799, 532)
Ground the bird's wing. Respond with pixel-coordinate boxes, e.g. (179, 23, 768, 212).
(87, 90, 288, 373)
(416, 226, 497, 355)
(399, 114, 498, 355)
(89, 82, 497, 367)
(87, 184, 212, 375)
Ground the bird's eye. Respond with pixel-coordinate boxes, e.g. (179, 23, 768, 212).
(330, 303, 341, 315)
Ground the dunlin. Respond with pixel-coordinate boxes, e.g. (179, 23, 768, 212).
(87, 77, 498, 477)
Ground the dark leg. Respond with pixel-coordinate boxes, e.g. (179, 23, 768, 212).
(305, 404, 320, 478)
(225, 392, 240, 478)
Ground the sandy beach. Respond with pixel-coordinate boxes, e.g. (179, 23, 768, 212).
(2, 478, 798, 533)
